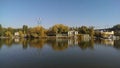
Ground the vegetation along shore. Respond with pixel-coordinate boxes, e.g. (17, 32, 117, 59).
(0, 24, 120, 40)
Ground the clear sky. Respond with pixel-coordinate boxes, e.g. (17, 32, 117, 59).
(0, 0, 120, 29)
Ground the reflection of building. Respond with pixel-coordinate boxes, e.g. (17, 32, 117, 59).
(101, 39, 114, 46)
(68, 39, 78, 46)
(14, 38, 19, 42)
(80, 34, 90, 41)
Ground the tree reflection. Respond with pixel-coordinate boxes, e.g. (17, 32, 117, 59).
(4, 39, 13, 47)
(95, 39, 114, 46)
(78, 39, 94, 50)
(0, 39, 3, 49)
(21, 38, 29, 49)
(29, 39, 46, 49)
(114, 40, 120, 49)
(47, 39, 68, 51)
(101, 39, 114, 46)
(1, 38, 120, 50)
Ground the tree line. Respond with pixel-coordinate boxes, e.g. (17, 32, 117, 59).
(0, 24, 95, 38)
(1, 24, 120, 38)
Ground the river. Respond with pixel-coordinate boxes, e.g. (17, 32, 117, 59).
(0, 38, 120, 68)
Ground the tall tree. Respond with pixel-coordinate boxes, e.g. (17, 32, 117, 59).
(0, 24, 2, 36)
(23, 25, 28, 34)
(89, 26, 94, 37)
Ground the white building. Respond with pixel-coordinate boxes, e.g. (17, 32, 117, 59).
(68, 30, 78, 36)
(101, 31, 114, 39)
(14, 32, 19, 36)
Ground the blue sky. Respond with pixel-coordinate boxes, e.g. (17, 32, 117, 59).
(0, 0, 120, 29)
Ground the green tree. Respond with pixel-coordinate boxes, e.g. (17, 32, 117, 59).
(78, 26, 89, 34)
(0, 24, 2, 36)
(112, 24, 120, 30)
(23, 25, 28, 34)
(112, 24, 120, 36)
(94, 30, 101, 37)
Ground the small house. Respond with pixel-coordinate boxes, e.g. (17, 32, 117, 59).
(14, 32, 19, 38)
(68, 30, 78, 36)
(101, 31, 114, 39)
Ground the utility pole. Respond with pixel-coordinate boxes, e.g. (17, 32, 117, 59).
(37, 17, 42, 26)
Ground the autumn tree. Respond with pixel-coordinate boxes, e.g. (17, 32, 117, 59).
(89, 26, 94, 37)
(5, 31, 12, 37)
(19, 31, 24, 37)
(4, 27, 14, 37)
(29, 26, 46, 38)
(7, 27, 14, 35)
(50, 24, 68, 34)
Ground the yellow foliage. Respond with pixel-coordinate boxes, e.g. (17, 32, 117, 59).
(51, 24, 68, 34)
(5, 31, 12, 37)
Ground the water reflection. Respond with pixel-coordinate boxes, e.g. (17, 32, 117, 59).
(0, 38, 120, 50)
(78, 39, 94, 50)
(29, 39, 47, 48)
(1, 38, 120, 68)
(95, 39, 114, 46)
(114, 40, 120, 49)
(96, 39, 120, 50)
(50, 39, 68, 51)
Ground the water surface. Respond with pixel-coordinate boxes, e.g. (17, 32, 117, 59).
(0, 39, 120, 68)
